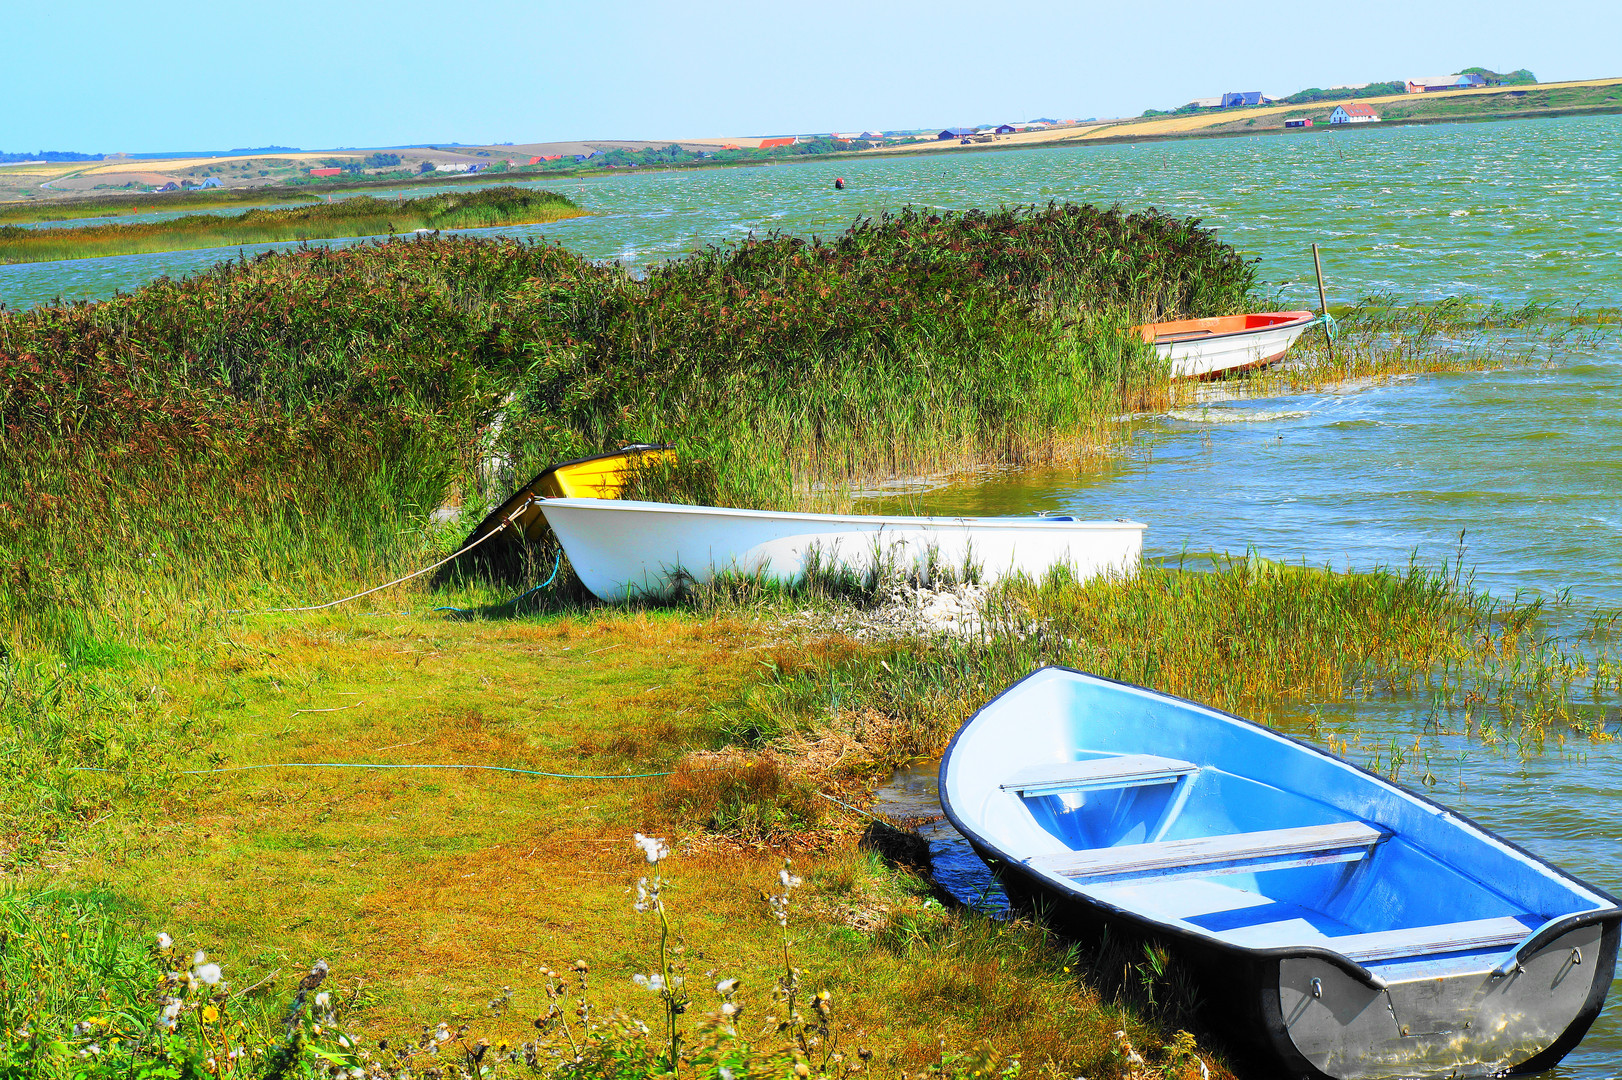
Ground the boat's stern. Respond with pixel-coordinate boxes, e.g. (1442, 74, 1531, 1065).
(1268, 919, 1618, 1079)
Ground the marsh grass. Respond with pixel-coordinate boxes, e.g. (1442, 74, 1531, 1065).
(4, 203, 1241, 652)
(1243, 293, 1621, 391)
(0, 187, 583, 263)
(737, 555, 1616, 782)
(0, 188, 321, 226)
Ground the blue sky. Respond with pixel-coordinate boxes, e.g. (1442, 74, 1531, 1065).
(6, 0, 1620, 152)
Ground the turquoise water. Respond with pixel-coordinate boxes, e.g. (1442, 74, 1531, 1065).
(6, 115, 1621, 310)
(10, 116, 1622, 1076)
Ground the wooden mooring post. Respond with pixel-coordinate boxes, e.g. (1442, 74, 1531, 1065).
(1312, 242, 1336, 364)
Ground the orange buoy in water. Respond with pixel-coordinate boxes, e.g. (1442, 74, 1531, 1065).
(833, 178, 845, 190)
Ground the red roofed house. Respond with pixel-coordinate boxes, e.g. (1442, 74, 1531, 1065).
(308, 167, 342, 177)
(1329, 103, 1380, 124)
(528, 156, 543, 165)
(758, 137, 796, 149)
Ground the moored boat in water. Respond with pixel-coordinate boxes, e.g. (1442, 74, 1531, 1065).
(1135, 310, 1316, 379)
(940, 667, 1620, 1080)
(538, 499, 1146, 601)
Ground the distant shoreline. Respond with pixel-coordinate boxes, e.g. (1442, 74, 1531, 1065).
(5, 80, 1619, 218)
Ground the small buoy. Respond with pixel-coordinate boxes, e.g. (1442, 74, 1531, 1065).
(833, 178, 845, 190)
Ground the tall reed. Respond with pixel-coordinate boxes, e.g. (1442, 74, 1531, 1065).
(0, 187, 583, 263)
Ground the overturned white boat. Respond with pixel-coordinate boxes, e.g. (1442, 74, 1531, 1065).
(538, 498, 1146, 601)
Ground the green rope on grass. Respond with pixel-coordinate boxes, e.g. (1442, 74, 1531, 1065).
(71, 762, 672, 780)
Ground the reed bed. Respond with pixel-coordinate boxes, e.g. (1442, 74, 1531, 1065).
(1, 204, 1252, 640)
(0, 187, 584, 263)
(1243, 293, 1618, 391)
(0, 187, 320, 225)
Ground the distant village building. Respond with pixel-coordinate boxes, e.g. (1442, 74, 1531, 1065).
(936, 127, 976, 140)
(158, 181, 180, 191)
(194, 176, 223, 188)
(994, 124, 1018, 134)
(1189, 97, 1223, 109)
(1329, 103, 1380, 124)
(308, 167, 342, 177)
(757, 137, 796, 149)
(1284, 118, 1314, 128)
(1406, 73, 1486, 93)
(1221, 91, 1264, 107)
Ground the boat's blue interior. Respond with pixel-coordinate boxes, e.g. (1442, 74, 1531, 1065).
(946, 669, 1608, 970)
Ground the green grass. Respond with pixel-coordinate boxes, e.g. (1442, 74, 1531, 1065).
(0, 187, 585, 263)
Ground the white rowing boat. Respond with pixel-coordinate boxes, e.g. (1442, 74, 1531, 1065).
(538, 498, 1146, 601)
(1135, 310, 1316, 379)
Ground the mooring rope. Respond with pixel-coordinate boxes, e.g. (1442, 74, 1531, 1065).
(70, 761, 672, 780)
(433, 549, 563, 614)
(228, 499, 534, 615)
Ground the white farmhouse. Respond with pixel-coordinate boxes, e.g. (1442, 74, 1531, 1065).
(1329, 103, 1380, 124)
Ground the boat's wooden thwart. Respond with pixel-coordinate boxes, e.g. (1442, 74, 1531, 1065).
(940, 668, 1621, 1080)
(1134, 310, 1315, 379)
(537, 499, 1146, 601)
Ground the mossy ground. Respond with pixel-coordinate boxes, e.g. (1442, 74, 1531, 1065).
(30, 601, 1233, 1078)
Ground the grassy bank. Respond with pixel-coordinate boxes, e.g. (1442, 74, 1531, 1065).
(0, 203, 1251, 638)
(1204, 81, 1622, 136)
(0, 187, 586, 263)
(0, 186, 321, 226)
(8, 552, 1614, 1078)
(0, 204, 1262, 1077)
(10, 205, 1611, 1077)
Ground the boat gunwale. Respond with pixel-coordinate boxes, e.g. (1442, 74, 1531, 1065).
(539, 497, 1149, 532)
(938, 666, 1622, 993)
(1135, 309, 1316, 345)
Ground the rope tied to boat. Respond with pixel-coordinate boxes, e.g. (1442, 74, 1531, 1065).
(227, 498, 537, 615)
(1310, 310, 1339, 339)
(433, 548, 563, 614)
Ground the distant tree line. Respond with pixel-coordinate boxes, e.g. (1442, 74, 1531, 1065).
(0, 150, 104, 163)
(1278, 82, 1406, 105)
(1141, 68, 1539, 117)
(1461, 67, 1537, 86)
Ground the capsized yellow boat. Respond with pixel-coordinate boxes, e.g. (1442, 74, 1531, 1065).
(456, 443, 676, 554)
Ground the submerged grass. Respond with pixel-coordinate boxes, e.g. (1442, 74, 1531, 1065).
(1241, 293, 1621, 392)
(0, 187, 584, 263)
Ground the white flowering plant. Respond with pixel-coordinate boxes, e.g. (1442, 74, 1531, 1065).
(0, 893, 366, 1080)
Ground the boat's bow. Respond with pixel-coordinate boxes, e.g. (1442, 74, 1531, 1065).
(940, 667, 1620, 1079)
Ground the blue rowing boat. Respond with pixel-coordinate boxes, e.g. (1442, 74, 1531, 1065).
(939, 668, 1620, 1079)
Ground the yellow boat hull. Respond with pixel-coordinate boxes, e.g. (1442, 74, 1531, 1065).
(460, 444, 677, 552)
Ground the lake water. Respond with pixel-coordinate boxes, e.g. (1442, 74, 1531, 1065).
(9, 116, 1622, 1077)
